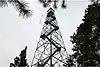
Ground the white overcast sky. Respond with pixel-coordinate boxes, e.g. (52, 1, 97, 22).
(0, 0, 91, 67)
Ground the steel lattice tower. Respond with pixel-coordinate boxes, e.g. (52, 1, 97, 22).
(31, 8, 68, 67)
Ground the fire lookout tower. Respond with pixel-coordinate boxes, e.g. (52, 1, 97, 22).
(31, 8, 68, 67)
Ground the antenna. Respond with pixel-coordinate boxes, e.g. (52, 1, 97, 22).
(39, 15, 43, 25)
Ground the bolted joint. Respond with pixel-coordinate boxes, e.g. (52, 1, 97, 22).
(45, 21, 49, 25)
(50, 64, 54, 67)
(57, 47, 61, 51)
(54, 26, 59, 31)
(40, 34, 46, 40)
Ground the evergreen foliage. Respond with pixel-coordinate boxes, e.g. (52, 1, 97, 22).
(0, 0, 32, 18)
(10, 46, 28, 67)
(70, 1, 100, 66)
(66, 55, 76, 67)
(38, 0, 67, 9)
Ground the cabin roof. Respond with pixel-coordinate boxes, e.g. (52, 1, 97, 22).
(47, 8, 55, 12)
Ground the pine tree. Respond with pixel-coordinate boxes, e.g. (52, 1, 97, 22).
(0, 0, 32, 18)
(0, 0, 67, 18)
(70, 1, 100, 66)
(65, 55, 76, 67)
(38, 0, 67, 9)
(10, 46, 28, 67)
(18, 46, 28, 67)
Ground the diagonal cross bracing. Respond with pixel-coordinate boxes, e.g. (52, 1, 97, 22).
(31, 8, 68, 67)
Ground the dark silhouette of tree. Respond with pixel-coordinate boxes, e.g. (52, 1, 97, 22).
(0, 0, 32, 18)
(10, 46, 29, 67)
(65, 55, 76, 67)
(38, 0, 67, 9)
(1, 0, 99, 18)
(18, 46, 28, 67)
(38, 0, 100, 9)
(0, 0, 66, 18)
(1, 0, 97, 18)
(70, 1, 100, 66)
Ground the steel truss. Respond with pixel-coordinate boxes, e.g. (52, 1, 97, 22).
(31, 8, 68, 67)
